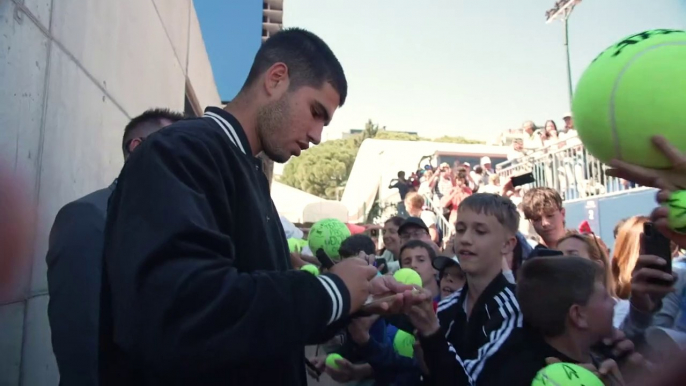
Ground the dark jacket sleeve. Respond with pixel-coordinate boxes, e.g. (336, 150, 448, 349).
(104, 132, 350, 378)
(420, 297, 523, 386)
(46, 201, 105, 386)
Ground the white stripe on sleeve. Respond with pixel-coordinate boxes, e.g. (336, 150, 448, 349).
(317, 275, 343, 324)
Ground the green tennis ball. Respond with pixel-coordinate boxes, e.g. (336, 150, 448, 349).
(572, 29, 686, 168)
(300, 264, 320, 276)
(308, 219, 351, 261)
(666, 190, 686, 233)
(325, 353, 344, 370)
(393, 330, 416, 358)
(531, 363, 603, 386)
(288, 238, 308, 254)
(393, 268, 423, 288)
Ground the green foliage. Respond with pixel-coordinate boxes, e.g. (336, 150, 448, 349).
(280, 119, 484, 199)
(433, 135, 485, 144)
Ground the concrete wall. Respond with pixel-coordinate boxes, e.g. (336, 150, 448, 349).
(0, 0, 221, 384)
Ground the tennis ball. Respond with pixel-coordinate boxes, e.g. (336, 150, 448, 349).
(325, 353, 344, 370)
(308, 219, 351, 261)
(393, 330, 416, 358)
(287, 238, 308, 254)
(393, 268, 423, 288)
(531, 363, 603, 386)
(572, 29, 686, 168)
(666, 190, 686, 233)
(300, 264, 320, 276)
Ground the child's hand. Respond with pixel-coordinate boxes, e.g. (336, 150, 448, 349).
(403, 289, 440, 336)
(348, 315, 379, 345)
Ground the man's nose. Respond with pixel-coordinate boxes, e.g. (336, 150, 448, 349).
(308, 126, 323, 145)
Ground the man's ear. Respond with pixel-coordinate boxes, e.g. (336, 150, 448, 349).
(263, 62, 290, 97)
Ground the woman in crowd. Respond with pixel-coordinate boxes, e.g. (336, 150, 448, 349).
(439, 167, 472, 225)
(379, 216, 404, 273)
(613, 216, 651, 300)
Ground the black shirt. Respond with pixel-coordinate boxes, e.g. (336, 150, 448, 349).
(100, 107, 350, 385)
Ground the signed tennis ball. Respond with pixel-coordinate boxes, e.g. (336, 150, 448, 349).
(573, 29, 686, 168)
(666, 190, 686, 233)
(531, 363, 603, 386)
(393, 330, 416, 358)
(325, 353, 344, 370)
(308, 219, 351, 261)
(300, 264, 320, 276)
(393, 268, 423, 288)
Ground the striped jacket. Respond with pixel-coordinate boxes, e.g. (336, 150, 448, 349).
(419, 273, 524, 386)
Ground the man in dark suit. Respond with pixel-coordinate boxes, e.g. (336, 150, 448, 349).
(46, 108, 184, 386)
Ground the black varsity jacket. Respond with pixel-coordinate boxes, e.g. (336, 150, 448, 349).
(100, 107, 350, 385)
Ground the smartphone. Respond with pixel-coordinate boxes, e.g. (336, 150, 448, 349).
(511, 172, 535, 188)
(375, 258, 389, 274)
(315, 248, 335, 270)
(642, 222, 673, 285)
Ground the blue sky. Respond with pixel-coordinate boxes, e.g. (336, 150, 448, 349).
(197, 0, 686, 142)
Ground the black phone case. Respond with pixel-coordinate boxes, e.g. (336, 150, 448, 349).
(643, 222, 672, 284)
(511, 172, 535, 188)
(316, 248, 335, 270)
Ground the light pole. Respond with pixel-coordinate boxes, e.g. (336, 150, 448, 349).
(546, 0, 583, 110)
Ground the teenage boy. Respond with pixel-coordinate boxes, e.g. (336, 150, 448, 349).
(521, 187, 566, 250)
(403, 193, 522, 385)
(399, 240, 440, 299)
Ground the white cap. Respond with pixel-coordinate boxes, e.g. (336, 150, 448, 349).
(563, 112, 572, 118)
(480, 156, 491, 166)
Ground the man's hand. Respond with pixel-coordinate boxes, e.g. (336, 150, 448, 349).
(325, 357, 372, 383)
(630, 254, 676, 314)
(403, 288, 440, 337)
(359, 275, 415, 315)
(595, 329, 647, 383)
(348, 315, 379, 345)
(606, 135, 686, 191)
(330, 258, 379, 315)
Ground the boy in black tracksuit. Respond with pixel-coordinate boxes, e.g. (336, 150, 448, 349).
(405, 193, 525, 385)
(486, 256, 620, 385)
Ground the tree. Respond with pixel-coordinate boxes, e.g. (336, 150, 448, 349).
(433, 135, 485, 144)
(280, 138, 359, 199)
(280, 119, 485, 199)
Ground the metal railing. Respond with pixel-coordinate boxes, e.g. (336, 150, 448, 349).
(495, 134, 642, 201)
(422, 194, 455, 239)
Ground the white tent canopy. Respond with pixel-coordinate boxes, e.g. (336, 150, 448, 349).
(271, 181, 348, 224)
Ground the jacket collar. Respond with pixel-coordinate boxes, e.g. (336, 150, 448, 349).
(457, 272, 511, 312)
(203, 107, 251, 155)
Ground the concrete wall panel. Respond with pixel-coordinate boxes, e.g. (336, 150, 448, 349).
(23, 0, 52, 28)
(50, 0, 186, 116)
(187, 2, 221, 109)
(152, 0, 191, 73)
(0, 0, 50, 304)
(21, 295, 57, 386)
(0, 302, 25, 386)
(30, 45, 129, 295)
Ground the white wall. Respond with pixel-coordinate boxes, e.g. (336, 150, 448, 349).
(0, 0, 221, 384)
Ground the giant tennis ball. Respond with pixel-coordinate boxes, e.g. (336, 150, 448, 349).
(308, 219, 351, 261)
(531, 363, 603, 386)
(572, 29, 686, 168)
(393, 330, 416, 358)
(325, 353, 344, 370)
(393, 268, 423, 288)
(666, 190, 686, 233)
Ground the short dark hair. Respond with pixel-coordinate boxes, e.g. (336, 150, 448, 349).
(339, 234, 376, 258)
(399, 240, 437, 268)
(385, 216, 404, 228)
(458, 193, 520, 234)
(521, 187, 563, 220)
(122, 108, 184, 157)
(517, 256, 604, 337)
(243, 28, 347, 106)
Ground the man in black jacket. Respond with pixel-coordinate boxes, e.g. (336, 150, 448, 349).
(46, 108, 183, 386)
(101, 28, 409, 385)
